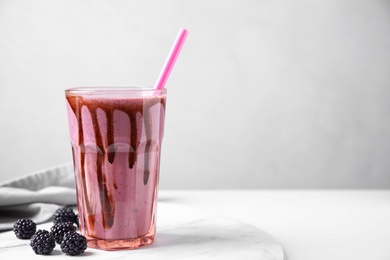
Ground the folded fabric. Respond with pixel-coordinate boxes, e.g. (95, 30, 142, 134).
(0, 162, 76, 231)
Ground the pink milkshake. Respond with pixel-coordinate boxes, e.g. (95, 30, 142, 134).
(65, 87, 166, 250)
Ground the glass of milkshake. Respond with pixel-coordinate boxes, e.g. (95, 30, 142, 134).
(65, 87, 166, 250)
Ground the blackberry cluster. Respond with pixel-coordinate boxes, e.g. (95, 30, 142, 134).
(60, 231, 88, 256)
(30, 229, 56, 255)
(13, 207, 87, 256)
(13, 218, 36, 239)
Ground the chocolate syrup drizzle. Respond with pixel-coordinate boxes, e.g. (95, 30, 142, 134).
(67, 95, 165, 230)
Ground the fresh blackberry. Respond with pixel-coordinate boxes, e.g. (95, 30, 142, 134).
(60, 231, 87, 256)
(50, 222, 77, 244)
(53, 207, 77, 226)
(30, 229, 56, 255)
(13, 219, 36, 239)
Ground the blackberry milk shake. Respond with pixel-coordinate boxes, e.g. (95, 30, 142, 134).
(65, 87, 166, 250)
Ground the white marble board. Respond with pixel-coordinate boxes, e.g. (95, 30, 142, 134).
(0, 202, 284, 259)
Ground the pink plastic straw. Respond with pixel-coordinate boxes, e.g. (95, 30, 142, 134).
(154, 28, 189, 89)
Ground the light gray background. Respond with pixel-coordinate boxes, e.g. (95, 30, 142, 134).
(0, 0, 389, 188)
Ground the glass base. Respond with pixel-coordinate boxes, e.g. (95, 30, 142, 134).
(85, 234, 154, 251)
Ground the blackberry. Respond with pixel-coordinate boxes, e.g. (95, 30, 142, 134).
(13, 219, 36, 239)
(52, 207, 78, 226)
(30, 229, 56, 255)
(50, 222, 77, 244)
(60, 231, 87, 256)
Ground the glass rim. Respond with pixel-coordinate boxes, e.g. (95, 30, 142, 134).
(65, 86, 167, 96)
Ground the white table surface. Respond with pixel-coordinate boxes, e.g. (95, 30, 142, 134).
(160, 189, 390, 260)
(1, 189, 390, 260)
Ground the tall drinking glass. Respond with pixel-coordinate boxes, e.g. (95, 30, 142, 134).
(65, 87, 166, 250)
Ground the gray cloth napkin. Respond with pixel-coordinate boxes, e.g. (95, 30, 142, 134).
(0, 162, 76, 231)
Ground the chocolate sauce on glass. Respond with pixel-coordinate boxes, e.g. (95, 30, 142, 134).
(66, 88, 166, 234)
